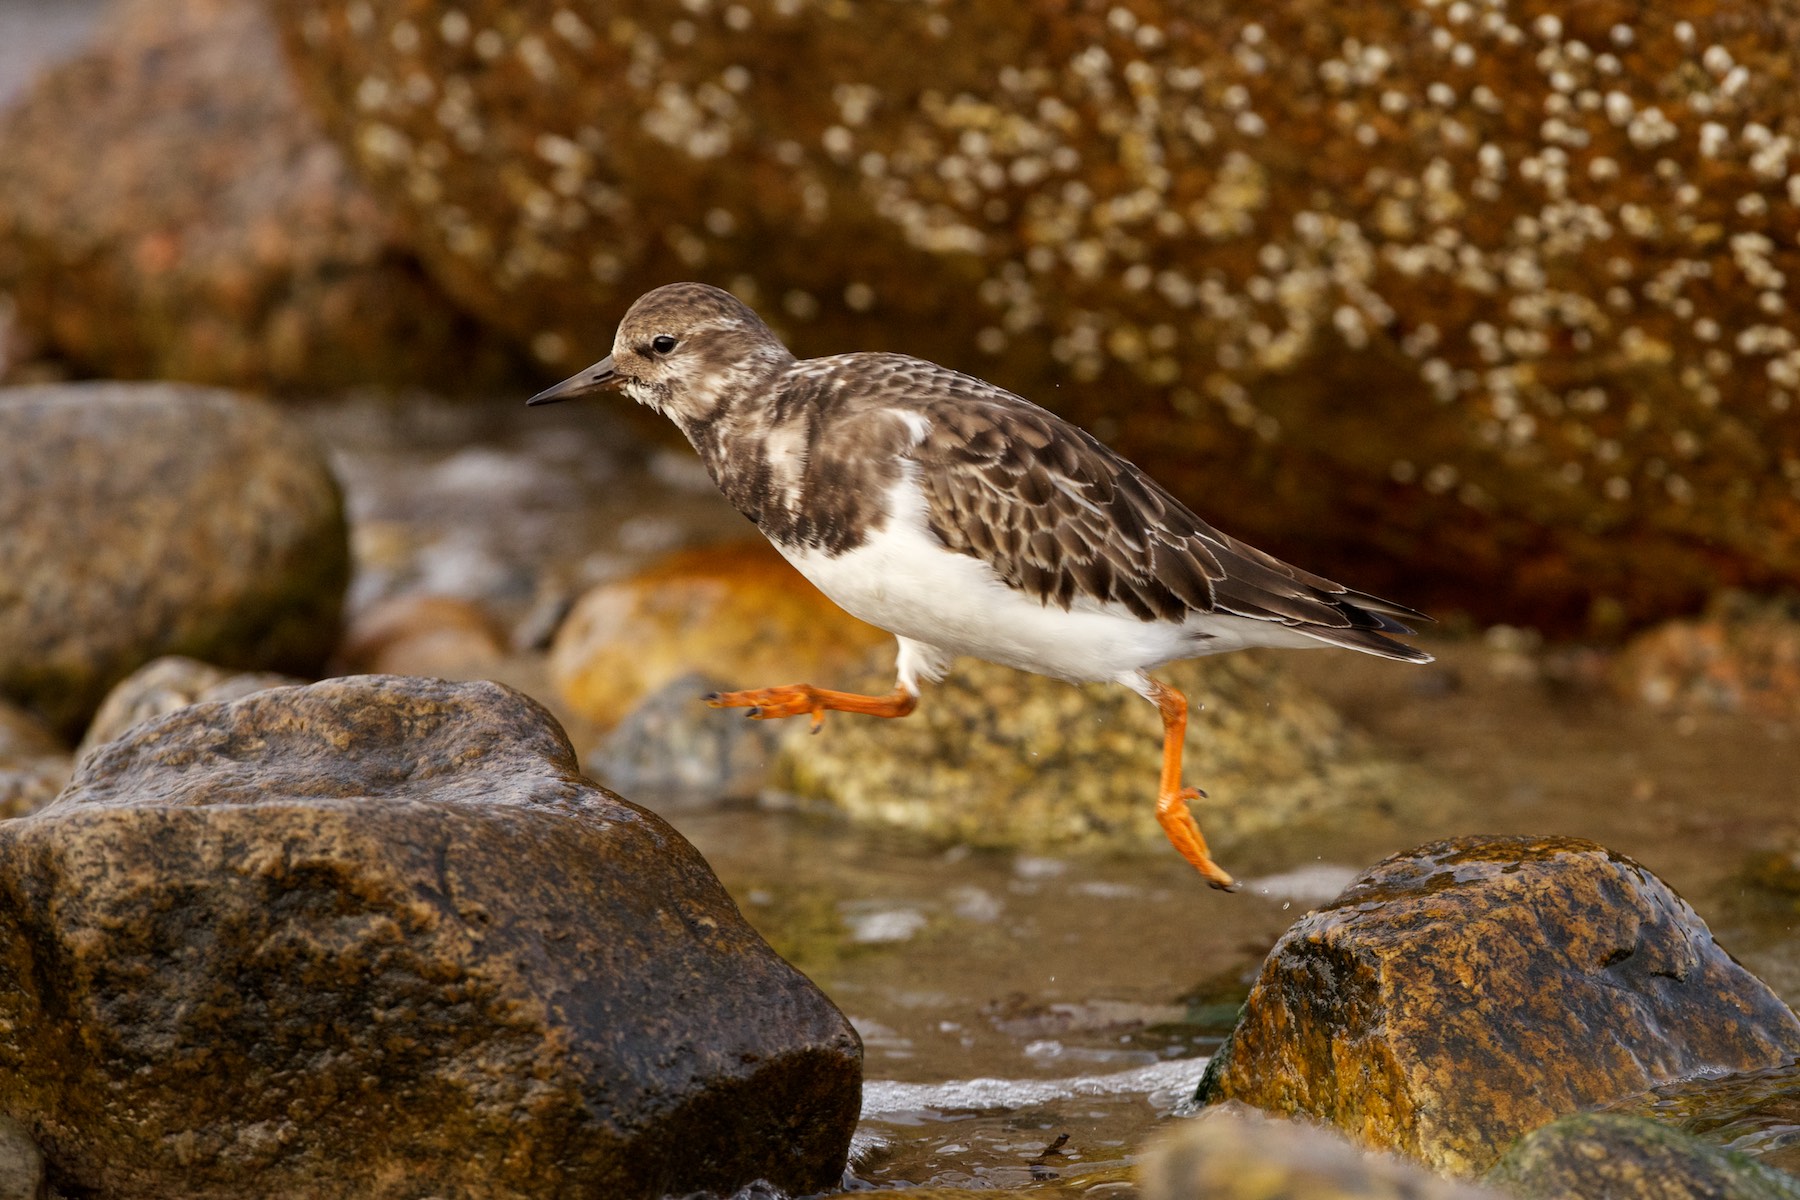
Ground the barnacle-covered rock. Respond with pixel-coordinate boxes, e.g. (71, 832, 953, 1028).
(270, 0, 1800, 630)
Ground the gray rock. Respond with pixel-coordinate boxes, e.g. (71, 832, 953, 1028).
(1199, 836, 1800, 1177)
(0, 675, 860, 1199)
(0, 382, 347, 737)
(0, 1117, 44, 1200)
(586, 671, 785, 805)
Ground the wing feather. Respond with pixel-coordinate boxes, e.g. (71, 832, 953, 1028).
(819, 354, 1429, 660)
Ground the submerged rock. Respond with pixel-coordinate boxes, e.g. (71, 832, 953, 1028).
(1141, 1106, 1504, 1200)
(1607, 1060, 1800, 1180)
(0, 702, 68, 821)
(77, 656, 301, 755)
(1198, 835, 1800, 1177)
(775, 652, 1440, 857)
(1484, 1112, 1800, 1200)
(270, 0, 1800, 630)
(0, 0, 524, 393)
(0, 383, 347, 736)
(0, 675, 860, 1199)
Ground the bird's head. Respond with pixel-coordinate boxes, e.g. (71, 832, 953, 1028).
(526, 282, 795, 427)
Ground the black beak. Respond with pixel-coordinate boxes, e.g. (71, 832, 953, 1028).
(526, 355, 618, 406)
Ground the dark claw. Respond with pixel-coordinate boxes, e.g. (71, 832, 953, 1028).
(703, 691, 722, 702)
(746, 706, 762, 719)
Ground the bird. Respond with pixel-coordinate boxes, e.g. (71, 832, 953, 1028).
(528, 282, 1432, 890)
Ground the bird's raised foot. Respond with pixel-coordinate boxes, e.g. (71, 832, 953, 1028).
(1156, 785, 1237, 892)
(704, 682, 919, 734)
(706, 684, 830, 731)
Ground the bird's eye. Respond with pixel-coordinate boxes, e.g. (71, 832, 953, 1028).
(650, 334, 678, 355)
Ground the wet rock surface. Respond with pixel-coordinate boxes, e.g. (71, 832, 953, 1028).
(77, 656, 301, 756)
(0, 675, 860, 1199)
(548, 541, 887, 730)
(270, 0, 1800, 630)
(1485, 1112, 1800, 1200)
(0, 383, 347, 737)
(0, 0, 524, 393)
(1609, 1060, 1800, 1178)
(776, 652, 1441, 856)
(0, 702, 67, 822)
(1141, 1106, 1505, 1200)
(1197, 835, 1800, 1177)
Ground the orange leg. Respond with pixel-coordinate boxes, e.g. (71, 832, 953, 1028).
(1145, 678, 1237, 891)
(706, 683, 917, 733)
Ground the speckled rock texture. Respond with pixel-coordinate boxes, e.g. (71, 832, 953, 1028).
(0, 702, 68, 822)
(0, 0, 525, 393)
(549, 541, 887, 729)
(269, 0, 1800, 631)
(775, 652, 1438, 855)
(1612, 591, 1800, 721)
(0, 675, 861, 1199)
(0, 383, 347, 737)
(1484, 1112, 1800, 1200)
(77, 656, 301, 756)
(1141, 1106, 1505, 1200)
(1196, 835, 1800, 1178)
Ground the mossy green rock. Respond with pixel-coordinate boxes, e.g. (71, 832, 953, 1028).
(269, 0, 1800, 631)
(775, 651, 1435, 857)
(1485, 1112, 1800, 1200)
(1198, 836, 1800, 1177)
(0, 383, 347, 737)
(1142, 1107, 1505, 1200)
(0, 675, 860, 1199)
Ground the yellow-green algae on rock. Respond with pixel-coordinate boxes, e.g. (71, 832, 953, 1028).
(772, 651, 1440, 857)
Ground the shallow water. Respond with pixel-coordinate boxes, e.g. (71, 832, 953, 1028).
(303, 391, 1800, 1193)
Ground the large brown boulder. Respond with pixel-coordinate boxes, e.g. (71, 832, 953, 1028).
(0, 383, 347, 737)
(1198, 835, 1800, 1177)
(0, 675, 860, 1199)
(0, 0, 525, 393)
(268, 0, 1800, 630)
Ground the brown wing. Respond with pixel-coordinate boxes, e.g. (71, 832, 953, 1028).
(871, 357, 1428, 657)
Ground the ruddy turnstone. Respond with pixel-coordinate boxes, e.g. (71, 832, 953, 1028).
(529, 282, 1432, 890)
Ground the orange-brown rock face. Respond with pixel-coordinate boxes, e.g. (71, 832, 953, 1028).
(268, 0, 1800, 630)
(1198, 835, 1800, 1177)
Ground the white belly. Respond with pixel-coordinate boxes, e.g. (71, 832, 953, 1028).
(771, 475, 1273, 685)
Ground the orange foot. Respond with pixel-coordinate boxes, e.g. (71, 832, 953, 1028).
(1145, 678, 1238, 892)
(705, 683, 917, 733)
(1157, 785, 1237, 892)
